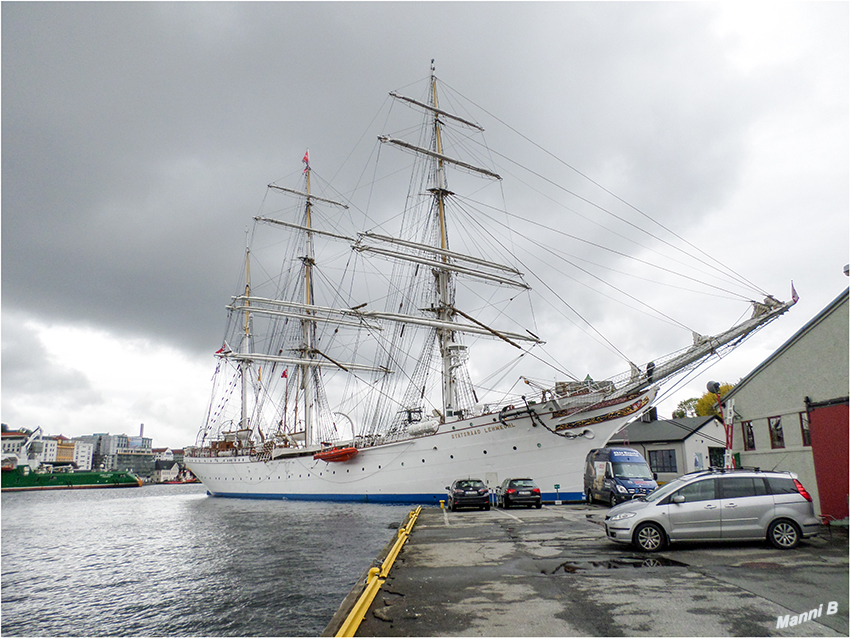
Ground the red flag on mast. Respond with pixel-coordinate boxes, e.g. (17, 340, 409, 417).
(302, 149, 310, 173)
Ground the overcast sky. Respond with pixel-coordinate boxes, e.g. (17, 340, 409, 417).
(3, 2, 848, 449)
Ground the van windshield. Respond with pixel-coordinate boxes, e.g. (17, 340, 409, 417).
(612, 462, 654, 480)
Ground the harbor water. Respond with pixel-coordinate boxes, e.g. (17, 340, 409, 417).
(1, 484, 409, 636)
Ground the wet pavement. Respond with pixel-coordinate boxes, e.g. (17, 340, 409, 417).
(336, 504, 848, 637)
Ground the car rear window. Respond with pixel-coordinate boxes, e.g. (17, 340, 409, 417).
(456, 480, 485, 490)
(511, 479, 535, 488)
(766, 476, 798, 495)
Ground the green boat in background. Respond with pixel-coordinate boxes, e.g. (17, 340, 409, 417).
(2, 462, 143, 491)
(1, 428, 143, 492)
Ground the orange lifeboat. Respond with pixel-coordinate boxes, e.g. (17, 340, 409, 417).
(313, 446, 359, 463)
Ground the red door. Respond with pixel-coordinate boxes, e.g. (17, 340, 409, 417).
(808, 399, 849, 521)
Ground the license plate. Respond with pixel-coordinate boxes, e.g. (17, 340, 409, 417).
(466, 491, 478, 495)
(520, 491, 531, 495)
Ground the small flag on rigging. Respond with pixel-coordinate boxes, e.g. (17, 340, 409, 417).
(302, 149, 310, 173)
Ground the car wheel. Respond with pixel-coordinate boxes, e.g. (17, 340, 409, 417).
(586, 490, 594, 504)
(535, 501, 542, 509)
(634, 522, 665, 552)
(450, 501, 456, 512)
(485, 503, 491, 511)
(768, 519, 801, 549)
(504, 497, 511, 509)
(610, 494, 619, 507)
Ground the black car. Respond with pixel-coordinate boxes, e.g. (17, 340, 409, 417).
(446, 478, 491, 511)
(496, 478, 542, 509)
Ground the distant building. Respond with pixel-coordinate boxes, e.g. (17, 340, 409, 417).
(722, 288, 849, 521)
(31, 437, 58, 465)
(77, 432, 155, 478)
(2, 432, 93, 470)
(1, 431, 29, 456)
(69, 439, 94, 471)
(153, 460, 180, 483)
(54, 436, 77, 466)
(152, 448, 174, 461)
(608, 414, 726, 484)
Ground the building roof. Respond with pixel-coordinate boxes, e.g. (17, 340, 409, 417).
(609, 415, 719, 444)
(723, 287, 849, 403)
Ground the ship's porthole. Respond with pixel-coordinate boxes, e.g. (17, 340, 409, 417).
(421, 459, 425, 463)
(378, 465, 381, 469)
(483, 450, 488, 454)
(537, 443, 542, 448)
(361, 467, 365, 471)
(401, 462, 404, 466)
(450, 455, 454, 459)
(513, 446, 517, 451)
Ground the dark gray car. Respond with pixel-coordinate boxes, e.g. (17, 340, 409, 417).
(446, 478, 490, 511)
(604, 469, 820, 552)
(496, 477, 542, 509)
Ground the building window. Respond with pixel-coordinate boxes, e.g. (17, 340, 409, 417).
(708, 447, 726, 468)
(799, 412, 811, 446)
(768, 416, 785, 449)
(742, 421, 755, 451)
(648, 449, 677, 473)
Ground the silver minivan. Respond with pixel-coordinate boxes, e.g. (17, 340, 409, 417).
(604, 469, 820, 552)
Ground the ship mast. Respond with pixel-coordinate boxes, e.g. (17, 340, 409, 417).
(241, 238, 251, 431)
(429, 64, 459, 419)
(302, 153, 317, 445)
(378, 62, 511, 421)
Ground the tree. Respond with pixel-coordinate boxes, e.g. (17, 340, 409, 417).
(695, 383, 734, 417)
(672, 398, 699, 419)
(672, 383, 735, 419)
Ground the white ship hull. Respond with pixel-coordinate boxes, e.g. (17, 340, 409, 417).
(186, 389, 655, 503)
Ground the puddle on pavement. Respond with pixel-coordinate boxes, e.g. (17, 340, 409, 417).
(549, 556, 688, 573)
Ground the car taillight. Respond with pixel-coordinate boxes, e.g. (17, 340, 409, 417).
(793, 479, 813, 502)
(531, 488, 541, 495)
(506, 488, 517, 495)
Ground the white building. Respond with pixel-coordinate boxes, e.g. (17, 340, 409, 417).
(152, 448, 174, 461)
(608, 414, 727, 484)
(71, 440, 94, 470)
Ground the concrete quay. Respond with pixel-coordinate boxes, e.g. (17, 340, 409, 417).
(328, 504, 848, 637)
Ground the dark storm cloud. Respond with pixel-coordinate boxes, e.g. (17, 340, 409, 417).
(3, 3, 756, 347)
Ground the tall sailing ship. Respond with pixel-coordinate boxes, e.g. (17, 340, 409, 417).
(185, 66, 795, 503)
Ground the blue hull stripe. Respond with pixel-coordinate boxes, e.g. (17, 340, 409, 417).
(207, 491, 585, 504)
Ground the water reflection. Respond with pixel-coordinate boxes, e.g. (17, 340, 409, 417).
(2, 485, 408, 636)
